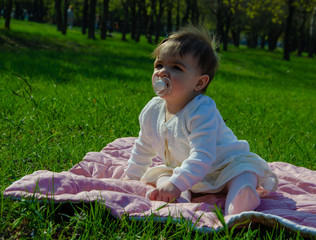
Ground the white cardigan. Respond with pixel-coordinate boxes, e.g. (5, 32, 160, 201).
(125, 94, 251, 192)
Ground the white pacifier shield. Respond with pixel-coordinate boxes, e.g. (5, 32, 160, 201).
(152, 76, 172, 96)
(154, 80, 166, 91)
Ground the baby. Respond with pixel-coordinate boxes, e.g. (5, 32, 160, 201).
(124, 26, 278, 215)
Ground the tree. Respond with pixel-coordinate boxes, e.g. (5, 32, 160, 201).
(191, 0, 199, 23)
(146, 0, 156, 43)
(62, 0, 69, 35)
(244, 0, 265, 48)
(166, 0, 173, 33)
(33, 0, 44, 22)
(297, 8, 308, 56)
(82, 0, 89, 34)
(215, 0, 225, 51)
(55, 0, 63, 31)
(130, 0, 137, 40)
(14, 1, 24, 20)
(120, 0, 129, 41)
(222, 0, 232, 51)
(100, 0, 110, 39)
(265, 0, 285, 51)
(176, 0, 180, 30)
(268, 24, 283, 51)
(283, 0, 295, 60)
(230, 0, 245, 47)
(182, 0, 191, 25)
(88, 0, 97, 39)
(308, 5, 316, 57)
(239, 0, 286, 51)
(135, 0, 146, 42)
(4, 0, 12, 29)
(155, 0, 165, 43)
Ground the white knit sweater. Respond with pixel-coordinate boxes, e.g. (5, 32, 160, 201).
(125, 94, 251, 192)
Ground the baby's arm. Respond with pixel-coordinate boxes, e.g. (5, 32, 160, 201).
(169, 100, 218, 193)
(125, 103, 157, 180)
(125, 128, 157, 180)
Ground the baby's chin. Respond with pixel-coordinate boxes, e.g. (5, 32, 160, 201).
(158, 94, 171, 100)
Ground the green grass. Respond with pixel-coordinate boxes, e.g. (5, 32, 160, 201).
(0, 19, 315, 239)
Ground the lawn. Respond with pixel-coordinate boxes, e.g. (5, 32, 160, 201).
(0, 19, 315, 239)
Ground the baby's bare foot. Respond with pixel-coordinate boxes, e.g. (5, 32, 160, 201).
(146, 188, 159, 200)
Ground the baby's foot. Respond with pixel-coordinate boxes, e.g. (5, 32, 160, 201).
(146, 188, 159, 200)
(227, 185, 260, 215)
(146, 189, 191, 203)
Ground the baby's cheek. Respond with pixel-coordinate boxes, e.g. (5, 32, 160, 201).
(172, 79, 185, 89)
(173, 82, 190, 93)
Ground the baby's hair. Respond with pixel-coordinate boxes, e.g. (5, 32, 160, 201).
(152, 25, 220, 93)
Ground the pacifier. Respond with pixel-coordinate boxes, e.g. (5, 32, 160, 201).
(152, 76, 172, 96)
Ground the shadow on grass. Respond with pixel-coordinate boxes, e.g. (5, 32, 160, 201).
(0, 28, 81, 51)
(0, 28, 154, 84)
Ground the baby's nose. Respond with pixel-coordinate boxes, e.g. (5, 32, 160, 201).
(157, 67, 169, 77)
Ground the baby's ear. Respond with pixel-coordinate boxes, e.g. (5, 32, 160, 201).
(194, 75, 209, 91)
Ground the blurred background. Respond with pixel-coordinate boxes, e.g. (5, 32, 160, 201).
(1, 0, 316, 60)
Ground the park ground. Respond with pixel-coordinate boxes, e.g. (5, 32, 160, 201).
(0, 19, 315, 239)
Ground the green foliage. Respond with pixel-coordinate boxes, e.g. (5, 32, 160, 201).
(0, 19, 315, 239)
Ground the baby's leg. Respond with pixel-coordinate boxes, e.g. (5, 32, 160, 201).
(225, 171, 260, 215)
(147, 175, 191, 203)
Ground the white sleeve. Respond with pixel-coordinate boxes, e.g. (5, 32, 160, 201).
(169, 101, 218, 192)
(125, 105, 157, 180)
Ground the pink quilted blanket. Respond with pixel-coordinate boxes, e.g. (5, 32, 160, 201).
(4, 137, 316, 236)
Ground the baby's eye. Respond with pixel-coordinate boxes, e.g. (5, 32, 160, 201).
(173, 65, 183, 71)
(155, 64, 163, 69)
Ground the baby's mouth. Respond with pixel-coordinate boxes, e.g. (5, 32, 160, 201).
(153, 76, 172, 96)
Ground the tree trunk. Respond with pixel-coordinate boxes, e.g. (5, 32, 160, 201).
(130, 0, 137, 40)
(15, 2, 23, 20)
(121, 0, 129, 41)
(268, 24, 282, 51)
(283, 0, 295, 61)
(216, 0, 224, 52)
(136, 0, 145, 42)
(167, 0, 172, 33)
(88, 0, 97, 39)
(33, 0, 38, 21)
(33, 0, 44, 23)
(176, 0, 180, 30)
(191, 0, 199, 24)
(100, 0, 109, 40)
(260, 34, 266, 49)
(38, 0, 44, 22)
(55, 0, 62, 31)
(82, 0, 89, 34)
(155, 0, 164, 44)
(4, 0, 12, 29)
(308, 6, 316, 58)
(62, 0, 68, 35)
(247, 26, 258, 48)
(182, 0, 191, 25)
(223, 6, 231, 51)
(231, 29, 240, 47)
(147, 0, 156, 44)
(297, 12, 306, 56)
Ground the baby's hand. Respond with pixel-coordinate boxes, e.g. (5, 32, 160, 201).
(149, 181, 181, 202)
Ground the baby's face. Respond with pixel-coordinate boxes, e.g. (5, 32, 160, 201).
(152, 42, 202, 103)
